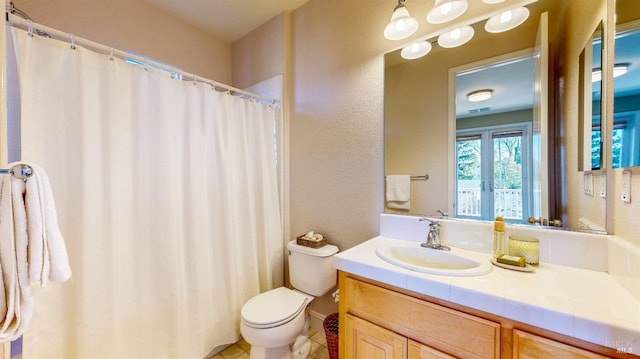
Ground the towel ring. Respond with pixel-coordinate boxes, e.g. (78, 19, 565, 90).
(0, 164, 34, 181)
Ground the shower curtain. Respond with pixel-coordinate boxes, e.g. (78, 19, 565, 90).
(9, 26, 283, 358)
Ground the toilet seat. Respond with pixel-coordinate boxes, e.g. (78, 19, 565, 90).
(241, 287, 310, 329)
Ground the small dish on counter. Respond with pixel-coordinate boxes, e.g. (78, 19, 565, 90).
(490, 258, 536, 272)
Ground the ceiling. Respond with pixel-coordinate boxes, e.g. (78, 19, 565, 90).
(142, 0, 309, 43)
(455, 55, 534, 119)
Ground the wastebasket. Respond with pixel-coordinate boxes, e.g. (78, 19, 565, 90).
(323, 312, 339, 359)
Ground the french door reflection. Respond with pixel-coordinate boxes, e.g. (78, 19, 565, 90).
(456, 124, 531, 222)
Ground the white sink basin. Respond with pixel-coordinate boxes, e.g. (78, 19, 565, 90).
(376, 244, 492, 277)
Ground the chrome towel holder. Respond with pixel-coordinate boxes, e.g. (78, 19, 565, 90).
(0, 164, 34, 181)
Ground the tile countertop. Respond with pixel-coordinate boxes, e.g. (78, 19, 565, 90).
(333, 235, 640, 354)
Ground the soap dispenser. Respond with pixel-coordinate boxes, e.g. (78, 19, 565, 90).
(493, 216, 506, 258)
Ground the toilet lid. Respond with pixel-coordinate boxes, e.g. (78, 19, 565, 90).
(241, 287, 310, 329)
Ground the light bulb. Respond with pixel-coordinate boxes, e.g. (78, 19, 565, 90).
(500, 10, 513, 23)
(400, 41, 432, 60)
(384, 4, 419, 40)
(441, 2, 452, 15)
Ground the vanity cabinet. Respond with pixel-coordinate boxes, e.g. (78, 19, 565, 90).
(344, 312, 456, 358)
(513, 330, 609, 359)
(339, 272, 500, 359)
(344, 313, 407, 358)
(339, 272, 625, 359)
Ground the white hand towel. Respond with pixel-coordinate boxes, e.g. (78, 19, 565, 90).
(385, 175, 410, 210)
(0, 174, 35, 341)
(11, 162, 72, 286)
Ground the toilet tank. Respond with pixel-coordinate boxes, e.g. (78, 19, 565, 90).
(287, 240, 339, 297)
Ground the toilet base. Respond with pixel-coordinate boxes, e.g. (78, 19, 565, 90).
(248, 344, 290, 359)
(248, 334, 311, 359)
(291, 335, 311, 358)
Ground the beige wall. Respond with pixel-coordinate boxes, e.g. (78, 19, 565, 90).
(232, 12, 285, 89)
(289, 0, 389, 251)
(11, 0, 231, 82)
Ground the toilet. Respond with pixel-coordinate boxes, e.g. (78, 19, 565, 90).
(240, 240, 339, 359)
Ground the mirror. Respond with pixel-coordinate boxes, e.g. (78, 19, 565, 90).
(453, 52, 536, 223)
(578, 22, 604, 171)
(612, 0, 640, 168)
(384, 0, 609, 232)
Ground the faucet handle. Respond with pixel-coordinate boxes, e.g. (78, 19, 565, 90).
(419, 217, 440, 230)
(419, 217, 437, 224)
(437, 209, 448, 217)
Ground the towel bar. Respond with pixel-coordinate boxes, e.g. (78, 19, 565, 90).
(0, 164, 33, 180)
(410, 174, 429, 181)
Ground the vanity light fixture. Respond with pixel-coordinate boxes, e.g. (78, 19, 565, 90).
(401, 40, 433, 60)
(592, 63, 630, 82)
(427, 0, 469, 24)
(438, 25, 474, 48)
(467, 89, 493, 102)
(484, 7, 530, 33)
(384, 0, 419, 40)
(613, 63, 630, 77)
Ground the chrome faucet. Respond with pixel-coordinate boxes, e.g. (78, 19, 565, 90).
(436, 209, 448, 217)
(419, 218, 451, 251)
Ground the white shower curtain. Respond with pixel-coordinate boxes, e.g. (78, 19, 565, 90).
(10, 27, 283, 358)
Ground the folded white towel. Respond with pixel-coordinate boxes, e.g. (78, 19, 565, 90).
(0, 162, 71, 342)
(0, 173, 34, 341)
(385, 175, 410, 210)
(13, 162, 72, 286)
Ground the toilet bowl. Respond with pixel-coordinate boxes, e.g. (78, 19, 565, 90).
(240, 240, 339, 359)
(241, 287, 313, 359)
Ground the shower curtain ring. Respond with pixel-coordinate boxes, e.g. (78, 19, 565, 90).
(70, 34, 76, 50)
(26, 20, 33, 37)
(109, 48, 114, 61)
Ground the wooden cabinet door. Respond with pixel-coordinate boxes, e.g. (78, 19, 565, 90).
(344, 313, 407, 359)
(513, 330, 609, 359)
(408, 340, 457, 359)
(342, 275, 500, 359)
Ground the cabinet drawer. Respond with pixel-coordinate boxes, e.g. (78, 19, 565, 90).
(343, 277, 500, 359)
(513, 330, 610, 359)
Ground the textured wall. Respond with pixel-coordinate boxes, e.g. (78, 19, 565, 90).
(290, 0, 389, 251)
(10, 0, 231, 82)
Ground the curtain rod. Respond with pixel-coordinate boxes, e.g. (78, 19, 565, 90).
(6, 13, 281, 107)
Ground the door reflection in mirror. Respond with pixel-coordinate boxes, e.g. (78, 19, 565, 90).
(455, 55, 535, 223)
(456, 125, 531, 222)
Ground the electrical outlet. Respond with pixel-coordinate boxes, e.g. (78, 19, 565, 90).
(600, 172, 606, 198)
(584, 173, 593, 196)
(621, 170, 631, 203)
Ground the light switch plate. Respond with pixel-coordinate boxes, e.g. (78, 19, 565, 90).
(600, 172, 606, 198)
(584, 173, 593, 196)
(621, 170, 631, 203)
